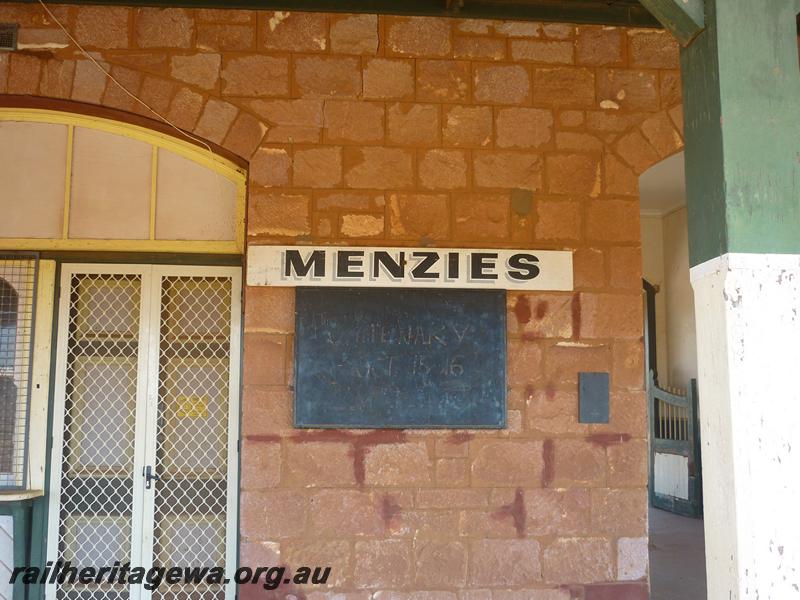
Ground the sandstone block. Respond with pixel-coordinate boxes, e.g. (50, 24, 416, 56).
(419, 149, 468, 190)
(330, 14, 379, 54)
(551, 438, 606, 487)
(364, 442, 431, 486)
(388, 193, 449, 241)
(546, 153, 602, 196)
(454, 36, 506, 60)
(387, 103, 440, 145)
(293, 147, 342, 188)
(474, 151, 543, 190)
(576, 27, 623, 66)
(585, 199, 640, 243)
(617, 536, 649, 580)
(363, 58, 415, 100)
(285, 441, 356, 486)
(250, 146, 291, 188)
(543, 537, 613, 584)
(474, 64, 530, 104)
(136, 8, 193, 48)
(510, 40, 573, 63)
(248, 192, 310, 237)
(533, 67, 595, 107)
(386, 16, 451, 57)
(628, 29, 679, 69)
(415, 541, 467, 587)
(354, 540, 412, 588)
(597, 69, 659, 112)
(471, 441, 544, 486)
(535, 199, 581, 242)
(453, 193, 510, 241)
(496, 107, 553, 149)
(416, 60, 470, 102)
(294, 56, 361, 97)
(240, 439, 281, 490)
(344, 147, 414, 189)
(170, 53, 221, 91)
(469, 539, 542, 586)
(222, 55, 288, 97)
(524, 489, 591, 536)
(442, 105, 493, 147)
(262, 12, 327, 52)
(310, 490, 384, 537)
(324, 100, 385, 143)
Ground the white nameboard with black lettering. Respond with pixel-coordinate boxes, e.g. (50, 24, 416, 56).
(247, 246, 573, 290)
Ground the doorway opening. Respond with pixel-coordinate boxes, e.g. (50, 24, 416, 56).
(639, 151, 707, 599)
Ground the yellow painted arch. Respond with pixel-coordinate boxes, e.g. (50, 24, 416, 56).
(0, 108, 247, 254)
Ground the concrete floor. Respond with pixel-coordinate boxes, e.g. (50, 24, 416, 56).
(649, 507, 707, 600)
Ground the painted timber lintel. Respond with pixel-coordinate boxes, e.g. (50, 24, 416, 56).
(639, 0, 705, 46)
(4, 0, 662, 27)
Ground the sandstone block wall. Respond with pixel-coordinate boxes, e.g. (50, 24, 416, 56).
(0, 4, 685, 598)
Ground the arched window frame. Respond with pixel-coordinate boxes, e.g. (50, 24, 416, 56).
(0, 108, 247, 255)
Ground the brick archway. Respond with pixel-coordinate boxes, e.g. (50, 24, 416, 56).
(1, 53, 268, 165)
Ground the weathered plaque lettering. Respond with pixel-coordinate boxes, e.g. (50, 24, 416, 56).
(294, 288, 506, 428)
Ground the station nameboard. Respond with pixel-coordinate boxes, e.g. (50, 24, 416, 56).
(294, 287, 506, 428)
(247, 245, 573, 290)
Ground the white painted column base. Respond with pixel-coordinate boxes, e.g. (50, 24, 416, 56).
(691, 253, 800, 599)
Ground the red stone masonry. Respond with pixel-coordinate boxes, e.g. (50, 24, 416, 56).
(0, 4, 684, 598)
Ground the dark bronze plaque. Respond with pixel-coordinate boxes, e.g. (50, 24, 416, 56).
(294, 287, 506, 428)
(579, 371, 610, 423)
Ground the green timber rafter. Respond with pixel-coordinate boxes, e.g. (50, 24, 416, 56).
(8, 0, 662, 27)
(637, 0, 704, 45)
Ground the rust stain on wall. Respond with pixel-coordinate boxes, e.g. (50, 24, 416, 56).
(379, 494, 403, 530)
(587, 433, 632, 448)
(535, 299, 548, 320)
(289, 429, 407, 484)
(244, 434, 282, 444)
(492, 487, 526, 537)
(571, 293, 582, 340)
(447, 431, 474, 444)
(542, 438, 555, 487)
(514, 295, 531, 324)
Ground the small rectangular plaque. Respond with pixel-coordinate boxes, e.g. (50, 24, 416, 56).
(579, 372, 610, 424)
(294, 287, 506, 429)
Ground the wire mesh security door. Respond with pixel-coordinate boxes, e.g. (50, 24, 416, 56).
(0, 254, 37, 490)
(46, 265, 241, 600)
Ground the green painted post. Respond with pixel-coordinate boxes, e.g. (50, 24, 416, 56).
(27, 497, 48, 600)
(10, 502, 31, 600)
(680, 0, 800, 267)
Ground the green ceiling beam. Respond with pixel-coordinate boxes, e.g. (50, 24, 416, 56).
(638, 0, 704, 45)
(6, 0, 662, 27)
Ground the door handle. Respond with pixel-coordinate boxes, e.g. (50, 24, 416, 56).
(144, 465, 160, 490)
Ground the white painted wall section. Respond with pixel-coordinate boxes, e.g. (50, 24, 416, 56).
(691, 253, 800, 600)
(653, 452, 689, 500)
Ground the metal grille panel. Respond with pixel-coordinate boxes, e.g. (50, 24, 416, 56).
(57, 273, 142, 600)
(656, 398, 689, 442)
(0, 255, 38, 489)
(153, 277, 232, 600)
(50, 267, 237, 600)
